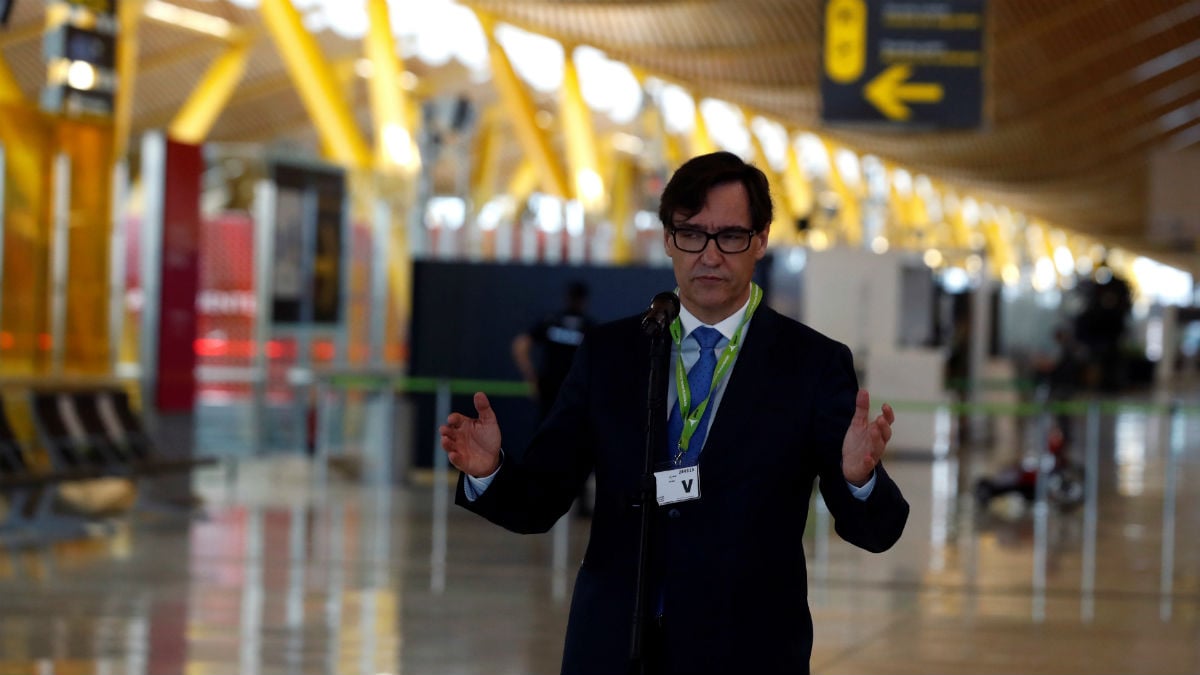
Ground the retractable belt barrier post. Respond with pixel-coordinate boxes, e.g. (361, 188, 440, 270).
(311, 372, 1198, 613)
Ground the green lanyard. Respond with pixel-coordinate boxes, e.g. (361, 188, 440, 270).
(669, 283, 763, 463)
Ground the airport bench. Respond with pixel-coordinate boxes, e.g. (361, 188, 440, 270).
(30, 387, 214, 478)
(0, 385, 216, 547)
(0, 396, 115, 546)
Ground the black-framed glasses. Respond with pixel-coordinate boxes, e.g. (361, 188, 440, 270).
(669, 226, 756, 254)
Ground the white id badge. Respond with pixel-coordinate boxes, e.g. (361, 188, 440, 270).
(654, 465, 701, 505)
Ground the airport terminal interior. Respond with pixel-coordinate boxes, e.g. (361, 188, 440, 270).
(1, 0, 1199, 673)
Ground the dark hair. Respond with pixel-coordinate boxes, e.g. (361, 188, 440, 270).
(657, 151, 774, 233)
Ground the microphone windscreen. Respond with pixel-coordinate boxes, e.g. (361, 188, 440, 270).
(641, 292, 680, 335)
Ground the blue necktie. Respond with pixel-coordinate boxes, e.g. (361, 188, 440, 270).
(666, 326, 723, 466)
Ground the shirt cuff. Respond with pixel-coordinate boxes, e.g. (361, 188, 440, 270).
(847, 471, 876, 501)
(462, 453, 503, 501)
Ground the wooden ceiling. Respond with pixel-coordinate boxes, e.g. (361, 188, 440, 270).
(2, 0, 1198, 274)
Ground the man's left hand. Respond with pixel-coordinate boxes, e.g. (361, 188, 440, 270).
(842, 389, 894, 486)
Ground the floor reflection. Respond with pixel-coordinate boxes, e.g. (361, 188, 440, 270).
(0, 399, 1196, 675)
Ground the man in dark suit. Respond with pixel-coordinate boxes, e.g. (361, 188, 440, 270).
(440, 151, 909, 675)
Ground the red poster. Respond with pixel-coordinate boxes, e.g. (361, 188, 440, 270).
(155, 139, 202, 412)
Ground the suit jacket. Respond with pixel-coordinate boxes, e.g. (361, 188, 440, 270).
(458, 305, 909, 675)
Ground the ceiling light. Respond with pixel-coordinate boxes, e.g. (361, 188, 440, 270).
(143, 0, 235, 40)
(66, 61, 97, 91)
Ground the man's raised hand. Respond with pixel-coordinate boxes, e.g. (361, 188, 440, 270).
(841, 389, 894, 487)
(439, 391, 503, 478)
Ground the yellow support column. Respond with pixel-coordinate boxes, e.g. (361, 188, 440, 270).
(946, 188, 976, 252)
(886, 164, 924, 250)
(476, 11, 569, 199)
(2, 23, 51, 373)
(470, 107, 502, 216)
(633, 88, 681, 170)
(387, 203, 412, 363)
(507, 158, 540, 207)
(0, 105, 52, 375)
(113, 0, 143, 159)
(743, 109, 794, 245)
(633, 71, 682, 170)
(914, 178, 949, 249)
(259, 0, 371, 167)
(609, 153, 635, 264)
(365, 0, 420, 175)
(363, 0, 419, 364)
(560, 46, 605, 212)
(168, 38, 253, 144)
(878, 160, 903, 246)
(0, 53, 45, 218)
(821, 139, 862, 247)
(982, 206, 1016, 283)
(690, 98, 717, 157)
(58, 120, 115, 374)
(0, 50, 27, 106)
(782, 140, 814, 232)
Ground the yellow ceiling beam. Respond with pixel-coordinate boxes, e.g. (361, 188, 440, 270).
(387, 209, 412, 361)
(114, 0, 144, 158)
(364, 0, 419, 175)
(259, 0, 371, 168)
(689, 98, 717, 157)
(0, 57, 39, 223)
(982, 207, 1016, 281)
(822, 139, 862, 247)
(915, 181, 952, 249)
(507, 157, 540, 206)
(0, 105, 44, 235)
(629, 67, 683, 170)
(560, 45, 606, 212)
(168, 38, 251, 144)
(143, 0, 241, 41)
(1032, 220, 1057, 267)
(936, 185, 969, 251)
(0, 50, 27, 107)
(608, 153, 635, 264)
(743, 109, 794, 245)
(470, 107, 502, 214)
(782, 140, 813, 223)
(886, 167, 923, 249)
(476, 11, 569, 199)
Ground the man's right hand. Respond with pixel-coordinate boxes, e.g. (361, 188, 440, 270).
(439, 391, 503, 478)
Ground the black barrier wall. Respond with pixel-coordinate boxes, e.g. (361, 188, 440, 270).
(408, 261, 678, 468)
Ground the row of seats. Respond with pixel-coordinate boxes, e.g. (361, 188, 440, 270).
(0, 386, 215, 547)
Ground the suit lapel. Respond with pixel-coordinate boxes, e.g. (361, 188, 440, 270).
(700, 307, 778, 462)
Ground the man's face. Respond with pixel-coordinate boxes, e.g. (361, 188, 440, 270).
(663, 181, 769, 325)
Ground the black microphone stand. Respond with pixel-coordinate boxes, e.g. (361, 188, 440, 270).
(628, 323, 672, 675)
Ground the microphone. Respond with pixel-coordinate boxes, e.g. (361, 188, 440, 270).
(640, 292, 680, 336)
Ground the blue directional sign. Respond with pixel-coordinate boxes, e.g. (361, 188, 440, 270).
(821, 0, 985, 128)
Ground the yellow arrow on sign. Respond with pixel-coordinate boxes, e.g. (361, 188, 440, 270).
(864, 64, 944, 121)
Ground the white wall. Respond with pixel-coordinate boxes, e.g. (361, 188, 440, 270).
(802, 246, 951, 455)
(803, 246, 903, 356)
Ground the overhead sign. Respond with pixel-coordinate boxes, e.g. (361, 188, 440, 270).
(41, 0, 118, 118)
(821, 0, 985, 128)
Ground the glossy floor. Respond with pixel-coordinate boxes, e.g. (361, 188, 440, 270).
(0, 402, 1197, 674)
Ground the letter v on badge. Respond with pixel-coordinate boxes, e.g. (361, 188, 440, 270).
(655, 465, 701, 505)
